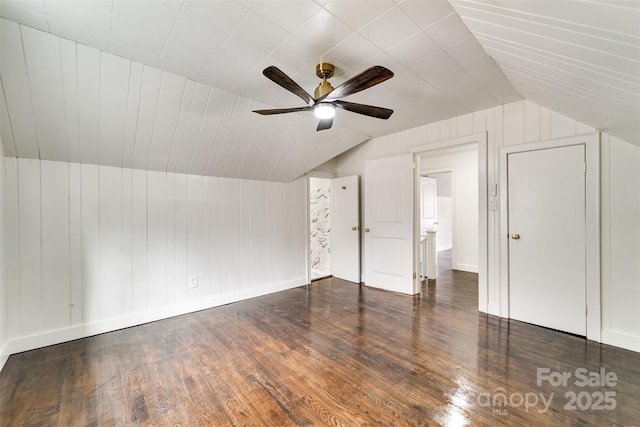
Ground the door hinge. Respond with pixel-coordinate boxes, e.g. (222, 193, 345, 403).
(584, 162, 587, 173)
(412, 162, 417, 169)
(413, 272, 417, 279)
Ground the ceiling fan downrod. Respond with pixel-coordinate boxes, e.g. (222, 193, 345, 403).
(314, 63, 335, 99)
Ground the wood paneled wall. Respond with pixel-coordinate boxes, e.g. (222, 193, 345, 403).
(335, 99, 640, 352)
(2, 158, 307, 354)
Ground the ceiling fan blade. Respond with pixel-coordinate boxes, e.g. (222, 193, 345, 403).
(319, 66, 394, 102)
(317, 118, 333, 131)
(253, 106, 313, 115)
(263, 66, 315, 105)
(334, 100, 393, 120)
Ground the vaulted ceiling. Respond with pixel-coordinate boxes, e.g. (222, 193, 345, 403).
(0, 1, 638, 182)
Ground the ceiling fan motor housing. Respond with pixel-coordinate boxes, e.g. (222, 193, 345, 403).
(315, 63, 335, 99)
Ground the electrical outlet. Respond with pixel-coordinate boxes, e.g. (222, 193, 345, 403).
(188, 275, 198, 288)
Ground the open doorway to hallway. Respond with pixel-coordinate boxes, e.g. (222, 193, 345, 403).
(418, 143, 479, 276)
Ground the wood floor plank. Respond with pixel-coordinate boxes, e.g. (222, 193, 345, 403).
(2, 251, 640, 425)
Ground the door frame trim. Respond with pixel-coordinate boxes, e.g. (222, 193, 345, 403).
(411, 132, 488, 311)
(499, 132, 600, 342)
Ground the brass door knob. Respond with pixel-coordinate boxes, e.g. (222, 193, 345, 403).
(352, 226, 357, 231)
(511, 233, 520, 240)
(364, 227, 370, 233)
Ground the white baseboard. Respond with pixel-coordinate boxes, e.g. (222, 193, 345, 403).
(454, 263, 479, 273)
(437, 244, 452, 252)
(2, 277, 307, 361)
(602, 329, 640, 353)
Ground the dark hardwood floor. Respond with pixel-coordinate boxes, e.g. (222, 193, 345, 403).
(1, 250, 640, 426)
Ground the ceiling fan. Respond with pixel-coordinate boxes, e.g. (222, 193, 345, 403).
(252, 63, 394, 131)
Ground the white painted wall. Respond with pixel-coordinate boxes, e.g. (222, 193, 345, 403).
(421, 144, 478, 272)
(601, 135, 640, 351)
(336, 99, 640, 352)
(436, 197, 453, 252)
(2, 158, 308, 356)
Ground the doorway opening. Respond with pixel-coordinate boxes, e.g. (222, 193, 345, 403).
(418, 143, 479, 276)
(309, 177, 331, 280)
(420, 172, 453, 275)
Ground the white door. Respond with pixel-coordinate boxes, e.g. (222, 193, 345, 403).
(420, 177, 437, 233)
(331, 175, 360, 283)
(508, 144, 586, 335)
(364, 154, 416, 295)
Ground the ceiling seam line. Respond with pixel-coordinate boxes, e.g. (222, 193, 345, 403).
(120, 59, 134, 169)
(17, 24, 42, 159)
(171, 82, 197, 174)
(220, 98, 252, 178)
(195, 6, 253, 81)
(144, 70, 166, 171)
(57, 36, 71, 163)
(74, 41, 80, 164)
(98, 51, 103, 165)
(185, 85, 214, 175)
(202, 91, 233, 176)
(209, 93, 239, 176)
(129, 65, 146, 171)
(154, 0, 187, 68)
(163, 77, 188, 173)
(266, 116, 299, 181)
(0, 76, 20, 156)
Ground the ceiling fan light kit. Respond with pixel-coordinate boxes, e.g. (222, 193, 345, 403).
(314, 103, 335, 119)
(252, 62, 394, 131)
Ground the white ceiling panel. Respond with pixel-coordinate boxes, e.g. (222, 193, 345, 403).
(386, 31, 441, 65)
(325, 33, 380, 69)
(290, 8, 355, 53)
(179, 0, 249, 34)
(252, 0, 319, 33)
(425, 12, 472, 49)
(2, 0, 638, 181)
(109, 15, 169, 57)
(359, 5, 422, 51)
(444, 36, 487, 65)
(324, 0, 396, 31)
(112, 0, 182, 30)
(397, 0, 456, 30)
